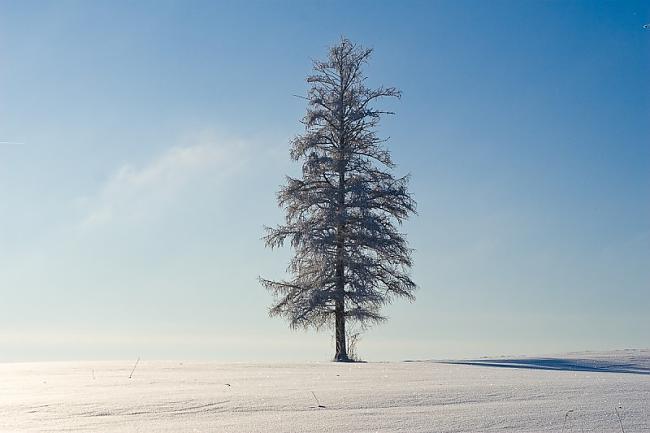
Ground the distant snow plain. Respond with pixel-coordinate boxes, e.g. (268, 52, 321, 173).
(1, 350, 648, 432)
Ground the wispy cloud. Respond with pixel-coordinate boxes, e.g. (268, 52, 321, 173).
(80, 130, 247, 229)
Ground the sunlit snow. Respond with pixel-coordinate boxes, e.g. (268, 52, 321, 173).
(1, 350, 648, 432)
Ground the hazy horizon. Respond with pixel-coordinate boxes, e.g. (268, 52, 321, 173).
(1, 0, 648, 362)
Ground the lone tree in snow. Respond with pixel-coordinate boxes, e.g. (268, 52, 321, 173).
(261, 39, 416, 362)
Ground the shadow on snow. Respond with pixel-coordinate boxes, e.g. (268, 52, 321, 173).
(438, 357, 650, 375)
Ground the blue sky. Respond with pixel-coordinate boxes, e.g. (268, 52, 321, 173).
(1, 0, 648, 361)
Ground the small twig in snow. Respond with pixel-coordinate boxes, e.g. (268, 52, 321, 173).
(129, 357, 140, 379)
(562, 409, 575, 433)
(615, 406, 626, 433)
(311, 391, 325, 408)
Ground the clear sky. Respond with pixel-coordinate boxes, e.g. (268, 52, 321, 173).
(1, 0, 648, 362)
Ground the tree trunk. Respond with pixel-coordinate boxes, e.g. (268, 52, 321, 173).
(334, 292, 347, 361)
(334, 71, 349, 362)
(334, 144, 348, 361)
(334, 178, 348, 362)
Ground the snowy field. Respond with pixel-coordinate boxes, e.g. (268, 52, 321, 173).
(1, 350, 648, 433)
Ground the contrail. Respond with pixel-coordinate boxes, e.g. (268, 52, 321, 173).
(0, 141, 24, 145)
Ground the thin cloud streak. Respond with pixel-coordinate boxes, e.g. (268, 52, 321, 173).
(80, 131, 248, 229)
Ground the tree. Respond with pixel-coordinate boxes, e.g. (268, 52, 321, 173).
(261, 38, 416, 362)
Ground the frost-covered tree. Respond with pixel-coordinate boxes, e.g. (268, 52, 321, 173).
(261, 39, 416, 362)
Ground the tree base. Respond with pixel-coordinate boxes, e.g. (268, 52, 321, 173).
(333, 354, 353, 362)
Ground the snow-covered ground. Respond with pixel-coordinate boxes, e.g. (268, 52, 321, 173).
(1, 350, 648, 432)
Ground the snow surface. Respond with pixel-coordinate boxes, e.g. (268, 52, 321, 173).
(1, 350, 648, 432)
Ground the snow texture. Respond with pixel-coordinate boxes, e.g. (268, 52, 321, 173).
(1, 350, 648, 432)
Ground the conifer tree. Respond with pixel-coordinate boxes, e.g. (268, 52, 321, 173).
(261, 39, 416, 361)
